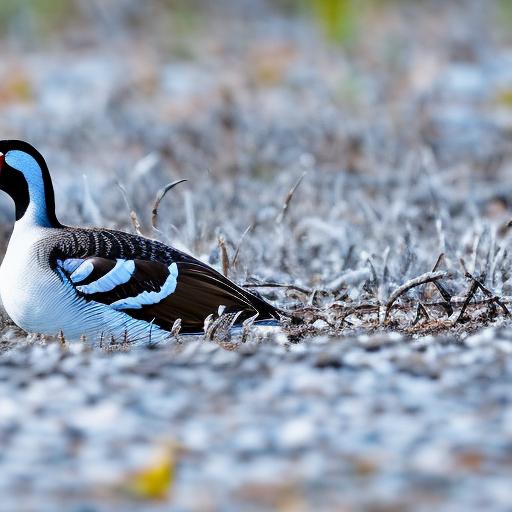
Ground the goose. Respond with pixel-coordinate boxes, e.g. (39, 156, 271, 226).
(0, 140, 280, 344)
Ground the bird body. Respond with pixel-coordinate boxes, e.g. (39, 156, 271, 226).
(0, 140, 279, 344)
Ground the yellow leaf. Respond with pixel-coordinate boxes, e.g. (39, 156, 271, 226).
(122, 446, 175, 500)
(0, 70, 33, 105)
(313, 0, 359, 44)
(496, 88, 512, 107)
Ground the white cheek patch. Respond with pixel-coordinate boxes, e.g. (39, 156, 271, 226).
(77, 259, 135, 294)
(111, 262, 178, 310)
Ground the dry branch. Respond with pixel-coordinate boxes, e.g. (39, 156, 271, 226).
(117, 182, 143, 235)
(384, 271, 447, 323)
(241, 312, 259, 344)
(412, 302, 430, 326)
(456, 271, 510, 322)
(151, 179, 187, 229)
(129, 211, 143, 236)
(455, 279, 480, 323)
(218, 236, 230, 277)
(431, 254, 453, 316)
(242, 281, 312, 295)
(326, 268, 371, 292)
(276, 172, 306, 224)
(232, 224, 254, 268)
(432, 253, 445, 272)
(171, 318, 182, 337)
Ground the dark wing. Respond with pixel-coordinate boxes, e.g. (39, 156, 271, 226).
(57, 256, 279, 334)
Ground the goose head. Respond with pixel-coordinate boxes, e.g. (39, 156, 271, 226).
(0, 140, 61, 227)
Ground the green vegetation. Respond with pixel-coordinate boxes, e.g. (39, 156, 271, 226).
(0, 0, 74, 36)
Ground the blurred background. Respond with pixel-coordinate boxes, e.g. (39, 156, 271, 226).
(2, 1, 512, 510)
(0, 0, 511, 285)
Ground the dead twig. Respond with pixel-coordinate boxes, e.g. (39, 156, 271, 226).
(432, 253, 444, 272)
(117, 182, 143, 235)
(384, 271, 447, 324)
(430, 253, 453, 316)
(232, 224, 254, 268)
(365, 257, 379, 294)
(58, 330, 67, 348)
(411, 302, 430, 326)
(242, 282, 312, 295)
(218, 236, 230, 277)
(241, 312, 259, 343)
(326, 268, 371, 293)
(171, 318, 182, 338)
(276, 171, 306, 224)
(151, 179, 187, 229)
(332, 296, 512, 314)
(205, 312, 243, 343)
(463, 271, 511, 317)
(433, 281, 453, 316)
(459, 257, 469, 275)
(455, 278, 480, 323)
(203, 314, 214, 337)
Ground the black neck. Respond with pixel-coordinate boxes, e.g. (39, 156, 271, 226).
(41, 164, 60, 227)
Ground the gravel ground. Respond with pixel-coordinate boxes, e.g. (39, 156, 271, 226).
(1, 1, 512, 510)
(2, 324, 512, 511)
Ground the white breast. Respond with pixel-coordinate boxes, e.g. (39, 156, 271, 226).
(0, 225, 171, 345)
(0, 225, 49, 327)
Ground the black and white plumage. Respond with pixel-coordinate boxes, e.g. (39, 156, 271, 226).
(0, 140, 280, 344)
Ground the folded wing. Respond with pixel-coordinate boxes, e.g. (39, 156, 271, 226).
(57, 256, 279, 333)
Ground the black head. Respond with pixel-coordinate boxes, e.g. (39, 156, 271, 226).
(0, 140, 61, 227)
